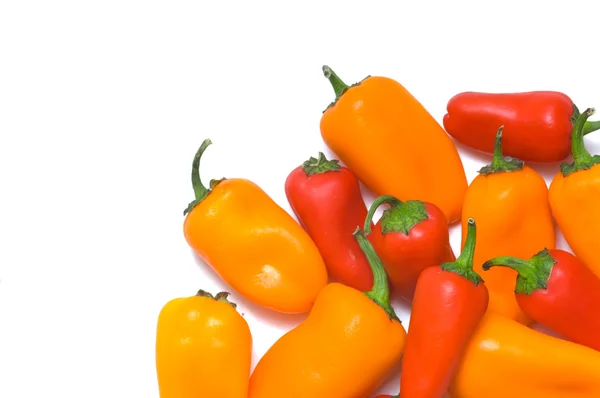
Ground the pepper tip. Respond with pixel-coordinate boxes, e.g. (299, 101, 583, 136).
(322, 65, 332, 78)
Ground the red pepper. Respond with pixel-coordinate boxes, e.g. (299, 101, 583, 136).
(374, 394, 398, 398)
(363, 195, 455, 302)
(399, 218, 489, 398)
(443, 91, 600, 162)
(285, 152, 373, 291)
(482, 248, 600, 352)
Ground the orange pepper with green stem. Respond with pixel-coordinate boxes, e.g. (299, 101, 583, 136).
(459, 127, 555, 324)
(155, 289, 252, 398)
(248, 228, 406, 398)
(549, 108, 600, 279)
(319, 65, 467, 224)
(183, 139, 328, 313)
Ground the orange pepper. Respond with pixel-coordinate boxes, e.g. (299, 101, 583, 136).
(248, 228, 407, 397)
(183, 139, 328, 313)
(449, 312, 600, 398)
(549, 108, 600, 278)
(319, 65, 467, 224)
(460, 127, 555, 324)
(155, 289, 252, 398)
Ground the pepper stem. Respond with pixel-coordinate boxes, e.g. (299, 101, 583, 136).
(196, 289, 237, 309)
(478, 127, 524, 174)
(322, 65, 349, 100)
(482, 248, 556, 295)
(441, 218, 483, 285)
(184, 139, 214, 216)
(301, 152, 341, 176)
(584, 120, 600, 135)
(363, 195, 403, 234)
(363, 195, 428, 236)
(353, 227, 399, 322)
(561, 108, 600, 176)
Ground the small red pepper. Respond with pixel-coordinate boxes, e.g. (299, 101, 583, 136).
(399, 218, 489, 398)
(443, 91, 600, 162)
(285, 152, 373, 291)
(363, 195, 455, 301)
(483, 248, 600, 352)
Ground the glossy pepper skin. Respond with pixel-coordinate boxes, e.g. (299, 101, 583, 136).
(549, 108, 600, 279)
(363, 195, 455, 302)
(155, 289, 252, 398)
(399, 219, 489, 398)
(460, 127, 555, 324)
(483, 248, 600, 352)
(285, 152, 373, 291)
(183, 139, 328, 314)
(320, 65, 467, 224)
(248, 228, 407, 398)
(449, 312, 600, 398)
(443, 91, 600, 162)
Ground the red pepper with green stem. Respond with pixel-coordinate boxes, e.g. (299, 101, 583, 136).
(399, 218, 489, 398)
(285, 152, 374, 291)
(363, 195, 455, 302)
(483, 248, 600, 352)
(443, 91, 600, 162)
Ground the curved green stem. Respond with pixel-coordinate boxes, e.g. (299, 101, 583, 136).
(353, 227, 399, 322)
(478, 126, 523, 174)
(482, 248, 555, 295)
(583, 120, 600, 135)
(364, 195, 428, 235)
(561, 108, 600, 176)
(322, 65, 349, 99)
(441, 218, 483, 285)
(363, 195, 403, 234)
(184, 139, 214, 216)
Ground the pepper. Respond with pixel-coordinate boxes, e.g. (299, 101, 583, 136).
(183, 139, 328, 313)
(449, 312, 600, 398)
(375, 395, 398, 398)
(248, 228, 406, 398)
(443, 91, 600, 162)
(399, 218, 489, 398)
(549, 108, 600, 279)
(483, 248, 600, 352)
(285, 152, 373, 291)
(155, 289, 252, 398)
(320, 65, 467, 224)
(459, 127, 555, 324)
(363, 195, 455, 302)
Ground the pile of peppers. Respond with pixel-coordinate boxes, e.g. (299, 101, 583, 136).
(154, 65, 600, 398)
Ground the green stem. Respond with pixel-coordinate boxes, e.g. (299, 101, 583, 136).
(573, 109, 594, 166)
(301, 152, 341, 176)
(478, 126, 523, 174)
(482, 248, 556, 295)
(561, 108, 600, 176)
(441, 218, 483, 285)
(583, 120, 600, 135)
(353, 227, 399, 322)
(183, 139, 214, 216)
(363, 195, 403, 234)
(322, 65, 349, 99)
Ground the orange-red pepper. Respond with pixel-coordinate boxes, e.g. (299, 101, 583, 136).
(319, 65, 467, 224)
(248, 228, 406, 397)
(183, 139, 328, 313)
(155, 289, 252, 398)
(460, 127, 555, 324)
(549, 108, 600, 279)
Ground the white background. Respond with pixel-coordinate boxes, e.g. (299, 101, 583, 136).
(1, 1, 599, 397)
